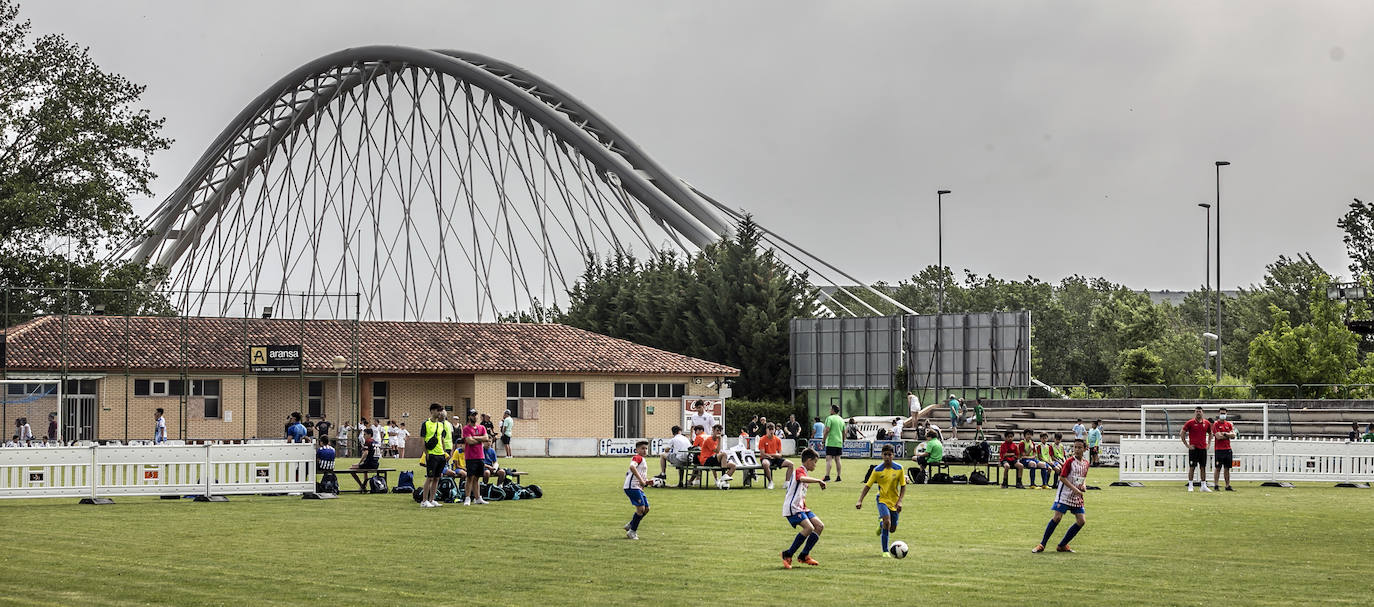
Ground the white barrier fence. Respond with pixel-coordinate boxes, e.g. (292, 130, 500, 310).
(0, 444, 315, 500)
(506, 437, 803, 457)
(1119, 437, 1374, 483)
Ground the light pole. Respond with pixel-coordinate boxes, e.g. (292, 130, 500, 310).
(937, 190, 951, 314)
(1198, 202, 1211, 372)
(936, 189, 950, 406)
(331, 355, 347, 450)
(1214, 161, 1229, 382)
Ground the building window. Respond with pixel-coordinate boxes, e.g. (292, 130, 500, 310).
(371, 381, 388, 419)
(134, 379, 170, 397)
(506, 398, 521, 419)
(614, 383, 685, 399)
(193, 379, 221, 418)
(507, 382, 582, 400)
(307, 380, 324, 418)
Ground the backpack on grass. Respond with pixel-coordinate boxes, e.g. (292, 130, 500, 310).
(969, 470, 990, 485)
(393, 471, 415, 492)
(316, 473, 338, 495)
(367, 476, 388, 494)
(436, 477, 460, 503)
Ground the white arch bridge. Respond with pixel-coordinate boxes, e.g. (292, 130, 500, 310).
(116, 46, 909, 321)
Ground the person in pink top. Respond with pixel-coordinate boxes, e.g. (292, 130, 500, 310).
(1211, 406, 1238, 492)
(461, 409, 491, 505)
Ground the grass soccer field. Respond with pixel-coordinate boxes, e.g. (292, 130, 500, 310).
(1, 456, 1370, 606)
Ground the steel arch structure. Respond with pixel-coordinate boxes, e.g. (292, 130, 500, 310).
(118, 46, 910, 321)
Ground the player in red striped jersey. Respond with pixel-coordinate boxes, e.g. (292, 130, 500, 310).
(622, 441, 651, 540)
(1033, 438, 1090, 553)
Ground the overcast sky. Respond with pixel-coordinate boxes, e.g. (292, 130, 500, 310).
(22, 0, 1374, 291)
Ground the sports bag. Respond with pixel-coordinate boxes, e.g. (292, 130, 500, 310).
(393, 471, 415, 492)
(480, 482, 505, 501)
(949, 474, 968, 483)
(315, 473, 339, 495)
(930, 472, 952, 484)
(436, 476, 460, 503)
(969, 470, 990, 485)
(367, 476, 388, 494)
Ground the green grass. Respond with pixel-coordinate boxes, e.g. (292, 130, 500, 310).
(1, 457, 1371, 606)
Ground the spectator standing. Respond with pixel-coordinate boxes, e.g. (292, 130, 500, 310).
(1087, 421, 1103, 466)
(905, 391, 921, 429)
(154, 408, 167, 444)
(315, 414, 333, 447)
(947, 395, 962, 440)
(844, 418, 865, 441)
(1211, 407, 1237, 492)
(286, 413, 307, 443)
(745, 415, 762, 438)
(369, 419, 382, 453)
(393, 422, 409, 458)
(461, 410, 491, 505)
(17, 417, 32, 446)
(1364, 423, 1374, 441)
(500, 410, 514, 457)
(689, 401, 715, 439)
(811, 417, 825, 441)
(1349, 422, 1363, 442)
(1072, 419, 1086, 440)
(480, 413, 496, 441)
(972, 398, 986, 440)
(783, 414, 802, 442)
(47, 412, 58, 443)
(1180, 407, 1212, 492)
(336, 421, 352, 457)
(822, 405, 845, 482)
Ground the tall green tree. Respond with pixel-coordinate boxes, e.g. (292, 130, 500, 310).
(1, 0, 171, 321)
(1248, 276, 1360, 396)
(1338, 197, 1374, 279)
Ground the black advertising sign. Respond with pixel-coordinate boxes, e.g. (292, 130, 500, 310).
(249, 345, 302, 373)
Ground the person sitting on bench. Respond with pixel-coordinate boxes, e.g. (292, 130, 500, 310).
(352, 428, 381, 469)
(757, 423, 794, 489)
(690, 424, 736, 485)
(656, 425, 693, 480)
(911, 429, 943, 482)
(998, 430, 1025, 489)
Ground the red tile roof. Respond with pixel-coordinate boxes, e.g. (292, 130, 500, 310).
(1, 315, 739, 376)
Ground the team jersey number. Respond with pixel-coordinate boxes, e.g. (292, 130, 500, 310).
(726, 450, 758, 467)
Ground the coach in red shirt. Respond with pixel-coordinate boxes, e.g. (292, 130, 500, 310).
(1211, 407, 1237, 492)
(1180, 407, 1212, 492)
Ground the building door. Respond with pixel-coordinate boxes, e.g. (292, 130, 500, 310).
(614, 398, 643, 438)
(63, 395, 96, 442)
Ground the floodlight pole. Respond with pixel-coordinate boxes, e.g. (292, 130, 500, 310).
(1198, 202, 1211, 371)
(1214, 161, 1229, 382)
(936, 189, 951, 406)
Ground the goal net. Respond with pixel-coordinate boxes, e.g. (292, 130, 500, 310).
(1137, 403, 1291, 439)
(1, 380, 64, 445)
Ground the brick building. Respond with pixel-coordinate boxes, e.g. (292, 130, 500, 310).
(1, 315, 736, 442)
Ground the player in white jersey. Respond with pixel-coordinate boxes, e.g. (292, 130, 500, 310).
(1034, 438, 1090, 553)
(622, 440, 651, 540)
(780, 448, 826, 569)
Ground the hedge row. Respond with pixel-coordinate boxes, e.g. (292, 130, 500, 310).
(723, 400, 810, 437)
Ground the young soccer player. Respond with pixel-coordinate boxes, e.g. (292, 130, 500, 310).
(998, 431, 1024, 489)
(623, 440, 651, 540)
(1038, 432, 1059, 488)
(856, 443, 906, 556)
(780, 448, 827, 569)
(1019, 429, 1045, 488)
(1034, 438, 1090, 553)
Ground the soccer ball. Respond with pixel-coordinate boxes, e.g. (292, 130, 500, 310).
(716, 476, 730, 490)
(649, 478, 666, 488)
(889, 541, 908, 558)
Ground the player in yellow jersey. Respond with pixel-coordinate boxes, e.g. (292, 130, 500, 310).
(855, 443, 907, 557)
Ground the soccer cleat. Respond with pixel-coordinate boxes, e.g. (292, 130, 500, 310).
(766, 480, 774, 490)
(781, 553, 793, 569)
(882, 551, 893, 558)
(420, 501, 433, 508)
(462, 498, 471, 506)
(822, 476, 830, 482)
(1187, 483, 1195, 492)
(624, 522, 633, 532)
(1225, 486, 1235, 491)
(876, 525, 883, 536)
(653, 474, 666, 479)
(800, 556, 820, 566)
(835, 477, 842, 482)
(626, 530, 638, 540)
(1200, 484, 1213, 492)
(1031, 544, 1045, 553)
(1056, 545, 1075, 553)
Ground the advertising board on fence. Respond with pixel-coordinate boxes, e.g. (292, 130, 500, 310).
(681, 396, 724, 433)
(598, 438, 667, 456)
(807, 439, 906, 458)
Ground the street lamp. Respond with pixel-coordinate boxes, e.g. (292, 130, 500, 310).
(330, 355, 348, 444)
(937, 190, 951, 314)
(1198, 202, 1211, 371)
(1214, 161, 1230, 382)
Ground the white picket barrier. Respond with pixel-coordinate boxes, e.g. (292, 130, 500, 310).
(0, 444, 314, 500)
(1120, 437, 1374, 483)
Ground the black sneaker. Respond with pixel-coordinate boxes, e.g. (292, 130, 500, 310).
(822, 476, 830, 482)
(835, 477, 842, 482)
(1015, 484, 1025, 489)
(653, 474, 666, 480)
(1225, 486, 1235, 491)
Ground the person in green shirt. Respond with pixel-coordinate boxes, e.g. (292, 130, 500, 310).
(973, 398, 986, 440)
(822, 404, 846, 482)
(912, 430, 943, 482)
(1363, 423, 1374, 442)
(1087, 421, 1103, 467)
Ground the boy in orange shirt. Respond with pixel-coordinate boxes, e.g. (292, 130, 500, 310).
(698, 424, 737, 486)
(757, 423, 794, 490)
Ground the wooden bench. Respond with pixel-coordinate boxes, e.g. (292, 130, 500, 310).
(675, 450, 768, 488)
(338, 467, 397, 493)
